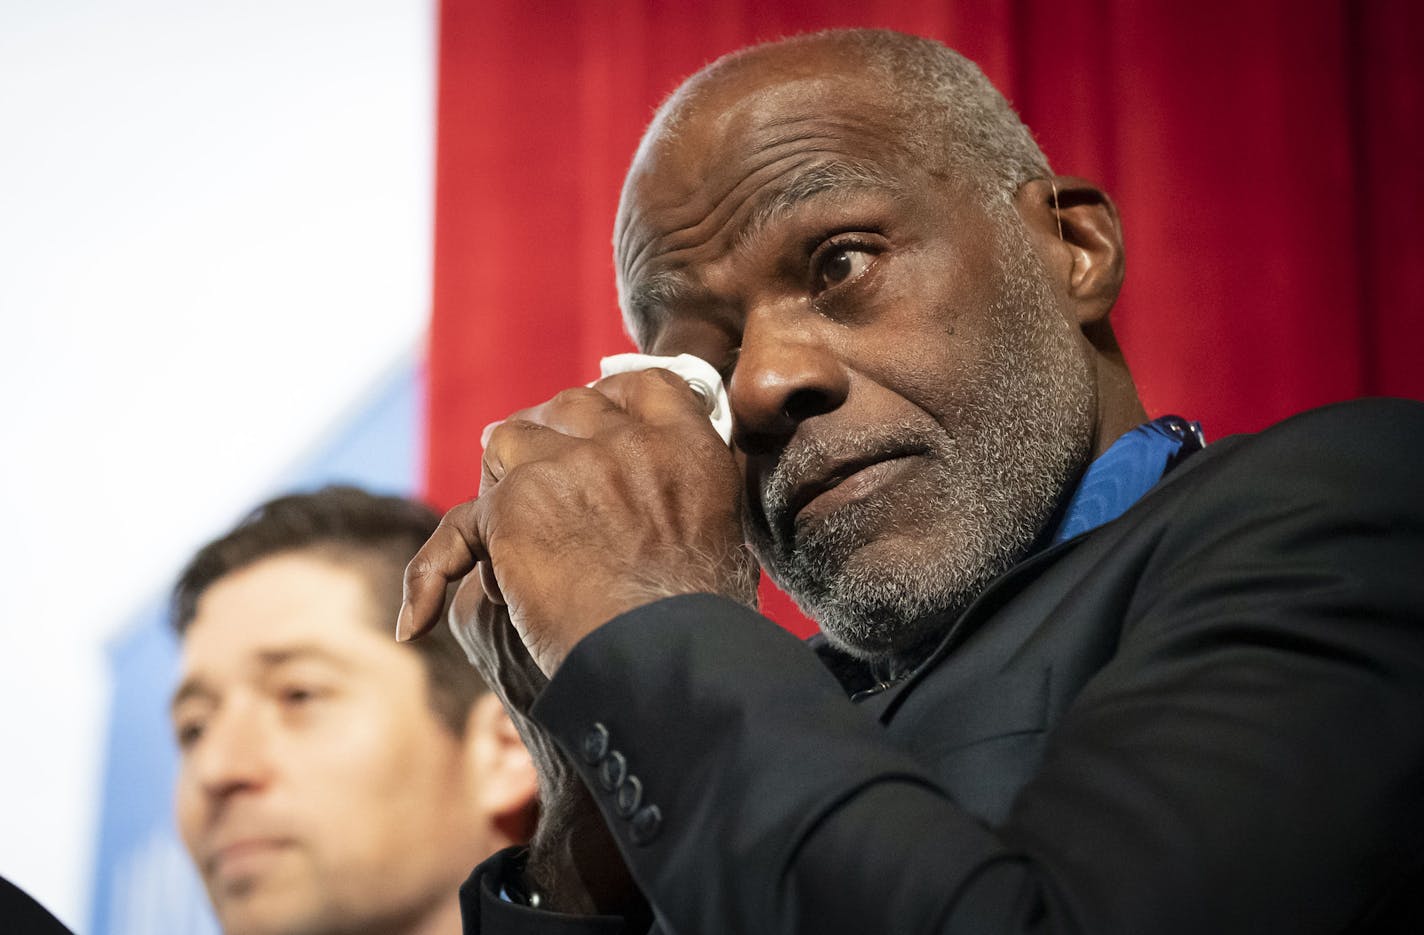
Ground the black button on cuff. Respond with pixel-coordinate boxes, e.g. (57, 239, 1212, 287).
(598, 750, 627, 792)
(630, 804, 662, 845)
(615, 775, 643, 818)
(581, 723, 610, 764)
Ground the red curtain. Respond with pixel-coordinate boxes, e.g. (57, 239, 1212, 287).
(426, 0, 1423, 636)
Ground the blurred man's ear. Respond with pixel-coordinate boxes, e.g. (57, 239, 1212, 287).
(464, 693, 539, 846)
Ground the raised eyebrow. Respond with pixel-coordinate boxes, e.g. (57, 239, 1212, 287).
(625, 269, 702, 346)
(169, 646, 351, 714)
(169, 678, 214, 716)
(629, 269, 695, 312)
(624, 162, 901, 344)
(735, 160, 903, 250)
(254, 645, 353, 671)
(626, 166, 895, 304)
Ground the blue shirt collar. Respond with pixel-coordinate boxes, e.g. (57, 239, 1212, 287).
(1050, 416, 1206, 545)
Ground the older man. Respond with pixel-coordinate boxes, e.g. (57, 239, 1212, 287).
(402, 30, 1424, 934)
(171, 487, 537, 935)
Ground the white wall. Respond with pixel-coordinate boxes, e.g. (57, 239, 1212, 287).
(0, 1, 435, 927)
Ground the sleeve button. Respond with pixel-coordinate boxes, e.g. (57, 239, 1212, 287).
(615, 775, 643, 818)
(630, 804, 662, 845)
(597, 750, 627, 792)
(581, 723, 610, 764)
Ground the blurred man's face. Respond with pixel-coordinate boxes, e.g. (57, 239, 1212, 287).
(172, 552, 488, 935)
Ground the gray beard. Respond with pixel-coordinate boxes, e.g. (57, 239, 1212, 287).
(747, 216, 1095, 671)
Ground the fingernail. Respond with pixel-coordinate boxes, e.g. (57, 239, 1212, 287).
(686, 379, 716, 415)
(481, 421, 503, 448)
(395, 602, 414, 642)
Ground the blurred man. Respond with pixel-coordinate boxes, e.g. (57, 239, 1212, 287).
(403, 28, 1424, 935)
(170, 487, 535, 935)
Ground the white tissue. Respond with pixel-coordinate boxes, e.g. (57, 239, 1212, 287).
(598, 353, 733, 445)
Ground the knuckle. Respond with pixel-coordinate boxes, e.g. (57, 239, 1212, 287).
(565, 437, 624, 474)
(549, 386, 595, 408)
(653, 366, 686, 388)
(406, 552, 442, 580)
(485, 418, 533, 448)
(639, 366, 686, 393)
(433, 514, 465, 538)
(491, 461, 554, 512)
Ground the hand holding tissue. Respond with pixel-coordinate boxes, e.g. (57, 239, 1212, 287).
(597, 353, 732, 445)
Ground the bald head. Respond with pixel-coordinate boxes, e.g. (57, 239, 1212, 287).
(664, 30, 1045, 190)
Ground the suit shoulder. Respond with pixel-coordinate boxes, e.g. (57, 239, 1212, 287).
(1204, 397, 1424, 486)
(1257, 396, 1424, 450)
(1136, 398, 1424, 537)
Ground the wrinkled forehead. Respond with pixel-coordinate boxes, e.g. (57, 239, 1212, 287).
(642, 76, 907, 183)
(615, 68, 926, 328)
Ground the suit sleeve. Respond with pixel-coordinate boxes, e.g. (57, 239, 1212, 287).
(527, 398, 1424, 935)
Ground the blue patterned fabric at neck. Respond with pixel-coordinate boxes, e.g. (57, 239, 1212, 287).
(1050, 415, 1206, 545)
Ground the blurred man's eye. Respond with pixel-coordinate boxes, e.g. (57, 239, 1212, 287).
(276, 682, 335, 710)
(174, 720, 205, 751)
(279, 685, 319, 705)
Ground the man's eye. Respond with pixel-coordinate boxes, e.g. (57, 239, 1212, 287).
(175, 721, 205, 750)
(812, 245, 874, 293)
(280, 685, 320, 706)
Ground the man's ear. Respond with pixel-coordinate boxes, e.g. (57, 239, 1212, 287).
(1016, 175, 1125, 333)
(464, 692, 539, 845)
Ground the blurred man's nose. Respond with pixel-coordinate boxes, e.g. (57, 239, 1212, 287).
(729, 301, 849, 453)
(192, 705, 274, 800)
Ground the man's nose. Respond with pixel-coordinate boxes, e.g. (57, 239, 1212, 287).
(728, 302, 849, 452)
(191, 707, 273, 799)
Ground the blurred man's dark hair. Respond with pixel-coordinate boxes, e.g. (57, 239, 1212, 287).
(172, 485, 481, 732)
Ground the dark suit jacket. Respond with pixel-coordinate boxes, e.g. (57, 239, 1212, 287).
(0, 877, 73, 934)
(463, 398, 1424, 933)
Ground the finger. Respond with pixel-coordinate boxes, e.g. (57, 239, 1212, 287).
(449, 580, 549, 705)
(449, 570, 496, 633)
(481, 385, 622, 454)
(482, 418, 582, 491)
(594, 368, 712, 433)
(515, 385, 625, 438)
(446, 573, 487, 665)
(397, 499, 487, 641)
(479, 559, 504, 606)
(482, 390, 625, 492)
(446, 570, 511, 665)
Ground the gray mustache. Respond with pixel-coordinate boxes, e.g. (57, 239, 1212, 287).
(758, 422, 938, 518)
